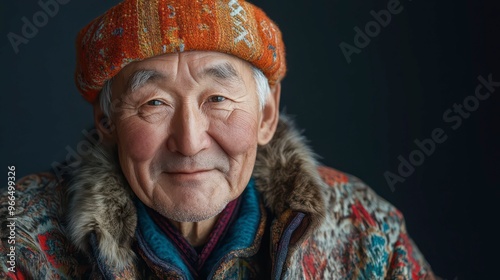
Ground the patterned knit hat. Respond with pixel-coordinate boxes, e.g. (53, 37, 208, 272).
(75, 0, 286, 103)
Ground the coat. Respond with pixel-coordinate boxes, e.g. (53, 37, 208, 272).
(0, 116, 438, 279)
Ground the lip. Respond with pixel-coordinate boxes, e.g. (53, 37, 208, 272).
(164, 170, 213, 182)
(164, 170, 214, 180)
(166, 169, 212, 175)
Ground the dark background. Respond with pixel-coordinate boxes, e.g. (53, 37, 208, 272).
(1, 0, 499, 279)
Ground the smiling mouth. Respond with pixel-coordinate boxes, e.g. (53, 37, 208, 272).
(167, 169, 211, 174)
(164, 170, 214, 182)
(165, 170, 214, 178)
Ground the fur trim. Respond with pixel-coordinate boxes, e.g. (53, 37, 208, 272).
(66, 146, 137, 268)
(66, 114, 325, 266)
(254, 115, 326, 246)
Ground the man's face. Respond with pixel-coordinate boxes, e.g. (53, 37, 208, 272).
(105, 51, 277, 222)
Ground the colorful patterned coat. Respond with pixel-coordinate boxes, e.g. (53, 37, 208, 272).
(0, 117, 438, 279)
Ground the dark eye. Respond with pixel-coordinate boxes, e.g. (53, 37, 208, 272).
(208, 96, 226, 103)
(147, 100, 164, 106)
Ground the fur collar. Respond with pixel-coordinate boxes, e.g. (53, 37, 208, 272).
(66, 115, 326, 268)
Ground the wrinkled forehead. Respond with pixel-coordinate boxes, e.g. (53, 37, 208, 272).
(113, 51, 255, 94)
(123, 51, 251, 75)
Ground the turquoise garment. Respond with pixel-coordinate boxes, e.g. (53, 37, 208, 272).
(135, 178, 262, 279)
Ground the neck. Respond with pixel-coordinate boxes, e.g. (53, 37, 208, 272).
(169, 215, 219, 247)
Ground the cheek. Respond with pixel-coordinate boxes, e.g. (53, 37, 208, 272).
(212, 110, 259, 162)
(116, 120, 164, 162)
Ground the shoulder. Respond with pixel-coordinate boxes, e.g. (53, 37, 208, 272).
(288, 166, 435, 279)
(1, 173, 64, 232)
(0, 173, 87, 279)
(317, 166, 403, 231)
(1, 173, 65, 232)
(5, 172, 59, 195)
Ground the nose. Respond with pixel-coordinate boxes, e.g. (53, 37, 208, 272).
(167, 102, 211, 156)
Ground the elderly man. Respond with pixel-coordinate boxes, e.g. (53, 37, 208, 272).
(0, 0, 438, 279)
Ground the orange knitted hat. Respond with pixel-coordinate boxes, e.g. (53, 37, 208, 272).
(75, 0, 286, 103)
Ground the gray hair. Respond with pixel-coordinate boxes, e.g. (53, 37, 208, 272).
(100, 66, 271, 119)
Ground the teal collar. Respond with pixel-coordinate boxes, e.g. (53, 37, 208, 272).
(135, 178, 262, 279)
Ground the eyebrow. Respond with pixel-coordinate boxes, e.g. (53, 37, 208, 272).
(124, 62, 241, 95)
(125, 69, 166, 94)
(199, 62, 241, 82)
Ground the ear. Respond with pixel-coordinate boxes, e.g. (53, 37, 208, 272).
(93, 101, 116, 146)
(258, 82, 281, 145)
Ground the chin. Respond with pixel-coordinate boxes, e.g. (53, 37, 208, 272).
(150, 178, 231, 222)
(152, 196, 228, 222)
